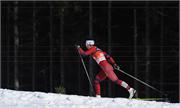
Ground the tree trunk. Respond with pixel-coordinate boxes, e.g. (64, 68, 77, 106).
(145, 2, 150, 98)
(14, 1, 19, 90)
(133, 9, 138, 97)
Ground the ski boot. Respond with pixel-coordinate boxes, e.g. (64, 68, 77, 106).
(128, 88, 136, 99)
(96, 95, 101, 98)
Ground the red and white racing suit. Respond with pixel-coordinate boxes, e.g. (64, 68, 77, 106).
(78, 46, 130, 96)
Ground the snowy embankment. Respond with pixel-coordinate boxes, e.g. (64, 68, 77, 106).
(0, 89, 179, 108)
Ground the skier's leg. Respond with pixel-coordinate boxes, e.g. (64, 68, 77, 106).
(99, 61, 136, 98)
(106, 70, 130, 90)
(99, 62, 131, 90)
(106, 70, 136, 98)
(94, 70, 107, 96)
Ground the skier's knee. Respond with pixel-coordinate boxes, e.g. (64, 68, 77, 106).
(114, 79, 123, 85)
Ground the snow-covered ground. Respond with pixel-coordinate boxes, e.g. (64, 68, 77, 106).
(0, 89, 179, 108)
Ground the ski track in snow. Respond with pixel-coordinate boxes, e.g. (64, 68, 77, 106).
(0, 89, 179, 108)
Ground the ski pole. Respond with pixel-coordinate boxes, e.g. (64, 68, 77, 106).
(114, 67, 167, 96)
(76, 48, 95, 96)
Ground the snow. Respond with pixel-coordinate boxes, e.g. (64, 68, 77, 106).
(0, 89, 179, 108)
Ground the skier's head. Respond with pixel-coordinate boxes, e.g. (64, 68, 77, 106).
(85, 40, 95, 49)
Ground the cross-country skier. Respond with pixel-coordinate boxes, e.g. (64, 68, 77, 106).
(76, 40, 136, 98)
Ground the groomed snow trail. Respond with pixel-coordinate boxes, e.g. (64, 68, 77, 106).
(0, 89, 179, 108)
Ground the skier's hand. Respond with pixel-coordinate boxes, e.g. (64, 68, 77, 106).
(113, 64, 120, 70)
(75, 44, 80, 49)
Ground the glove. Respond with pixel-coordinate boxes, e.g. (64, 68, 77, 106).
(113, 64, 120, 70)
(75, 44, 80, 49)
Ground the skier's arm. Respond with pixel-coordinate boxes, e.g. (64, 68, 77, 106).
(104, 52, 121, 69)
(104, 52, 116, 65)
(78, 46, 96, 56)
